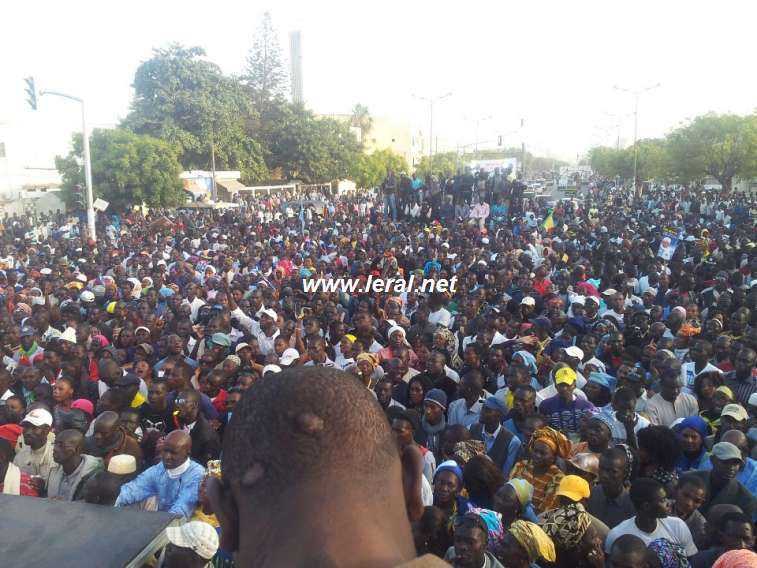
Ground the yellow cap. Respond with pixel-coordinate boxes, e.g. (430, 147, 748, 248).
(556, 474, 590, 502)
(555, 367, 577, 386)
(106, 301, 117, 314)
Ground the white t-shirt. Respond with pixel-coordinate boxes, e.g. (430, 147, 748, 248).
(605, 516, 697, 556)
(680, 362, 722, 394)
(428, 308, 451, 328)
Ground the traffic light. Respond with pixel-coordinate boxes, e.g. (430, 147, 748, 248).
(24, 77, 37, 110)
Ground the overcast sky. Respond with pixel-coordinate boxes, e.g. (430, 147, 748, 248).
(2, 0, 755, 167)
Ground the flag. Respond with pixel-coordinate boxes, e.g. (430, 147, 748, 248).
(543, 210, 555, 233)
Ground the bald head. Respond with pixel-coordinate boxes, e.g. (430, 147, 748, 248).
(162, 430, 192, 470)
(57, 428, 84, 449)
(720, 430, 748, 455)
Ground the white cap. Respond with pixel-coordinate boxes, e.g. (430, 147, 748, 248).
(521, 296, 536, 306)
(234, 342, 251, 354)
(602, 288, 618, 296)
(60, 327, 77, 344)
(108, 454, 137, 475)
(279, 348, 300, 366)
(441, 242, 450, 249)
(40, 268, 52, 276)
(75, 273, 88, 283)
(262, 364, 282, 376)
(481, 237, 490, 244)
(584, 296, 600, 305)
(748, 393, 757, 407)
(260, 308, 278, 320)
(22, 408, 53, 427)
(564, 346, 584, 360)
(80, 290, 95, 303)
(166, 521, 219, 561)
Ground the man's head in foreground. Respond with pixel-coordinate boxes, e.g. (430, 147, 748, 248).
(210, 366, 415, 566)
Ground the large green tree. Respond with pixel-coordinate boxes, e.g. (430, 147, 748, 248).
(266, 104, 361, 182)
(350, 104, 372, 143)
(242, 11, 288, 110)
(667, 113, 757, 191)
(123, 44, 268, 183)
(351, 149, 408, 188)
(55, 128, 184, 209)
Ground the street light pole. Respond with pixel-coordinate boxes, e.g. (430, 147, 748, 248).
(40, 90, 96, 240)
(414, 92, 452, 167)
(614, 83, 661, 195)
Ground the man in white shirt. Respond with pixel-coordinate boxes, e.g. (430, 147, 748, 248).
(680, 339, 722, 394)
(605, 478, 697, 557)
(646, 364, 699, 427)
(231, 307, 280, 356)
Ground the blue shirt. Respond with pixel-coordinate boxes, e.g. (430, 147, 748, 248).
(448, 396, 489, 429)
(115, 460, 204, 518)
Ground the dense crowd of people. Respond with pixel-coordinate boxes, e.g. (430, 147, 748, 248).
(0, 171, 755, 567)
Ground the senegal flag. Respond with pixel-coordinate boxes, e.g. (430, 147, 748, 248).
(543, 210, 555, 233)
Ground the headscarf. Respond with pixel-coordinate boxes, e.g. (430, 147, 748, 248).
(530, 426, 572, 459)
(713, 549, 757, 568)
(507, 520, 556, 564)
(434, 327, 462, 369)
(15, 303, 32, 316)
(506, 479, 538, 522)
(127, 277, 142, 299)
(355, 352, 379, 370)
(469, 508, 505, 554)
(513, 350, 538, 377)
(434, 460, 463, 485)
(615, 443, 635, 485)
(672, 415, 710, 439)
(452, 440, 486, 465)
(647, 538, 690, 568)
(387, 325, 410, 347)
(538, 502, 592, 550)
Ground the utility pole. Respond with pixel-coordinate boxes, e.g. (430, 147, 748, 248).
(39, 89, 96, 240)
(210, 140, 217, 202)
(520, 118, 526, 179)
(614, 83, 661, 194)
(413, 92, 452, 168)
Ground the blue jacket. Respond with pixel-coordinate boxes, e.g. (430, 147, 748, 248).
(115, 460, 204, 518)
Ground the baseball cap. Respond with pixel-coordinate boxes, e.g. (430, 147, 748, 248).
(20, 326, 35, 337)
(563, 346, 584, 360)
(520, 296, 536, 307)
(279, 348, 300, 367)
(748, 393, 757, 407)
(80, 290, 95, 303)
(108, 454, 137, 475)
(711, 441, 744, 463)
(260, 308, 278, 320)
(555, 367, 577, 385)
(166, 521, 219, 561)
(424, 388, 448, 411)
(211, 333, 231, 348)
(136, 343, 154, 356)
(234, 342, 251, 354)
(721, 403, 749, 422)
(60, 327, 77, 344)
(602, 288, 618, 296)
(262, 364, 282, 376)
(483, 396, 508, 416)
(22, 408, 53, 427)
(555, 475, 591, 502)
(71, 399, 94, 417)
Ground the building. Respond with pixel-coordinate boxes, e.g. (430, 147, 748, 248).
(322, 114, 421, 171)
(289, 31, 304, 105)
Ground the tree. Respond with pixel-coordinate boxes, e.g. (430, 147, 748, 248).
(635, 138, 670, 181)
(415, 152, 458, 177)
(588, 146, 633, 179)
(55, 128, 184, 210)
(123, 44, 268, 184)
(243, 11, 288, 110)
(351, 149, 409, 188)
(667, 113, 757, 192)
(350, 104, 373, 143)
(266, 104, 361, 183)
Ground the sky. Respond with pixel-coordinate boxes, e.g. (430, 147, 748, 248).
(2, 0, 756, 169)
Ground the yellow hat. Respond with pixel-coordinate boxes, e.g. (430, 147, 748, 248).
(715, 385, 734, 400)
(106, 301, 117, 314)
(555, 367, 577, 386)
(555, 474, 590, 502)
(344, 334, 356, 343)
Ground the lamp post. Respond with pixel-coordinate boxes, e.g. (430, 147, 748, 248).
(614, 83, 661, 194)
(464, 115, 492, 153)
(39, 90, 96, 239)
(414, 92, 452, 167)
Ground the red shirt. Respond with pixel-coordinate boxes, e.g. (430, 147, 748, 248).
(0, 471, 40, 497)
(211, 389, 228, 414)
(533, 278, 552, 297)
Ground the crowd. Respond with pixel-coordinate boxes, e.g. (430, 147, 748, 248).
(0, 170, 755, 568)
